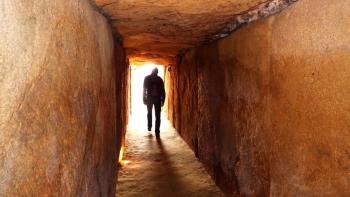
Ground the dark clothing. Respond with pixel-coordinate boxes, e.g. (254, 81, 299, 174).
(143, 74, 166, 104)
(147, 97, 162, 133)
(143, 74, 165, 133)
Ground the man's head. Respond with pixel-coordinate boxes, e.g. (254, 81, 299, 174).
(152, 68, 158, 75)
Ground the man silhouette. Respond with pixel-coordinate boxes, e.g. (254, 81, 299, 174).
(143, 68, 166, 137)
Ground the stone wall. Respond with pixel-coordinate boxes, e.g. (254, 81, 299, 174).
(0, 0, 128, 196)
(171, 0, 350, 196)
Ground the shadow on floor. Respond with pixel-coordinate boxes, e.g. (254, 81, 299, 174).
(116, 115, 224, 197)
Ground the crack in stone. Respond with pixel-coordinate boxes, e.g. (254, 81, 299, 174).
(100, 1, 118, 8)
(208, 0, 298, 43)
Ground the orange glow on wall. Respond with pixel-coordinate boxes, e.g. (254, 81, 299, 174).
(118, 146, 125, 163)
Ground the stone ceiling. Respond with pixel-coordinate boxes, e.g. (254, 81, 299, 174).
(93, 0, 283, 65)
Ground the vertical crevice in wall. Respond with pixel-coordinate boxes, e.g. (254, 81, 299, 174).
(175, 55, 182, 135)
(114, 37, 129, 164)
(265, 16, 275, 197)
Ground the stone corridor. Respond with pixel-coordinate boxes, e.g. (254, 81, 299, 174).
(1, 0, 349, 196)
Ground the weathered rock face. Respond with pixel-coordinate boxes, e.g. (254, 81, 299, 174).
(170, 0, 350, 196)
(0, 0, 128, 196)
(94, 0, 293, 64)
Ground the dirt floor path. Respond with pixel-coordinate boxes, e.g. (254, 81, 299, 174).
(116, 114, 224, 197)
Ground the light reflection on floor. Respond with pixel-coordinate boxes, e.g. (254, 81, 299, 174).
(117, 114, 224, 197)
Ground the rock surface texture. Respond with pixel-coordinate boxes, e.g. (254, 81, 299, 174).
(169, 0, 350, 196)
(94, 0, 296, 64)
(0, 0, 128, 196)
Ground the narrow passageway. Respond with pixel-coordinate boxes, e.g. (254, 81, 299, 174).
(117, 113, 224, 197)
(2, 0, 349, 196)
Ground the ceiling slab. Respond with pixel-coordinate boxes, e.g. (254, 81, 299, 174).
(94, 0, 273, 64)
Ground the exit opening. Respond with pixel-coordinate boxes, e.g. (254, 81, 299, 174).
(129, 63, 165, 130)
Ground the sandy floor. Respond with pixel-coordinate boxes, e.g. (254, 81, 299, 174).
(116, 113, 224, 197)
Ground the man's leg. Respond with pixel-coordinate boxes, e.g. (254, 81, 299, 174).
(154, 99, 161, 136)
(147, 101, 153, 131)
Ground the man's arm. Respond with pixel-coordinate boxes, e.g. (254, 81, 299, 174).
(161, 79, 166, 106)
(143, 77, 148, 105)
